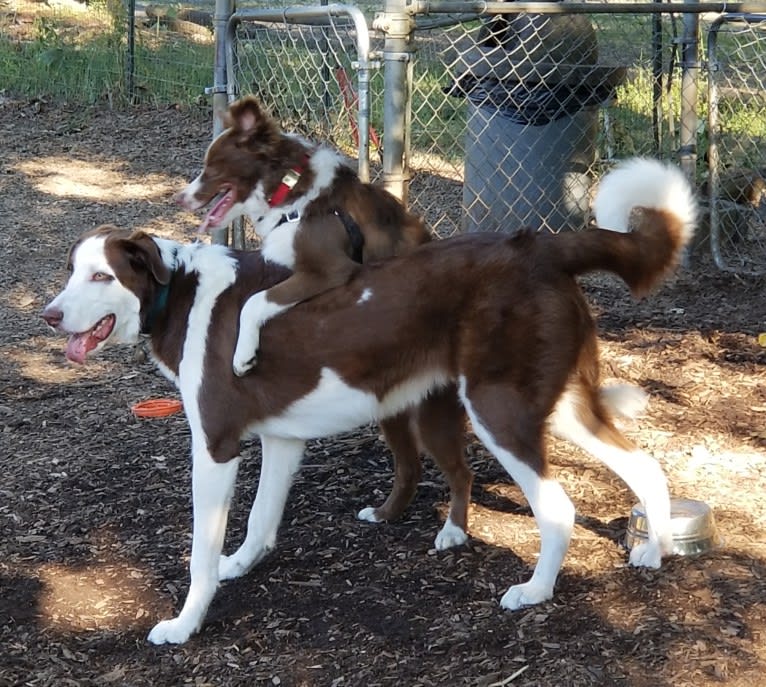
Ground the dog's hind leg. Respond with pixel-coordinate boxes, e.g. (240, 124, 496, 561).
(358, 412, 422, 523)
(148, 445, 241, 645)
(549, 383, 673, 568)
(357, 387, 471, 550)
(415, 386, 472, 550)
(218, 435, 305, 581)
(458, 378, 575, 611)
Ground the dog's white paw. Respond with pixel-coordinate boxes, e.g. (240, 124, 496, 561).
(357, 507, 382, 523)
(628, 541, 664, 569)
(219, 553, 251, 581)
(434, 519, 468, 550)
(232, 352, 257, 377)
(500, 581, 554, 611)
(147, 617, 197, 645)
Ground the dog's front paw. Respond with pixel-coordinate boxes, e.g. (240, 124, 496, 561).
(628, 541, 664, 569)
(219, 553, 251, 581)
(147, 617, 197, 645)
(434, 519, 468, 550)
(500, 581, 554, 611)
(232, 352, 257, 377)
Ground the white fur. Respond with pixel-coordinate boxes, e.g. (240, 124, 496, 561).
(218, 436, 305, 581)
(549, 389, 673, 565)
(45, 236, 142, 348)
(434, 517, 469, 550)
(599, 383, 649, 420)
(357, 506, 381, 523)
(242, 369, 450, 442)
(357, 288, 373, 305)
(148, 448, 241, 644)
(176, 173, 206, 211)
(459, 377, 576, 609)
(593, 158, 698, 243)
(233, 292, 294, 375)
(260, 220, 299, 267)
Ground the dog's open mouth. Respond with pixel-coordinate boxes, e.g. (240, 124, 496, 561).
(65, 314, 116, 364)
(199, 185, 235, 232)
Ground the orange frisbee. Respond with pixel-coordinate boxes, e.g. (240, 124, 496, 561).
(131, 398, 183, 418)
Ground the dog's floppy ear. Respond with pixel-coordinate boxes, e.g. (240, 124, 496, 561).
(117, 231, 172, 285)
(67, 224, 126, 271)
(226, 96, 280, 150)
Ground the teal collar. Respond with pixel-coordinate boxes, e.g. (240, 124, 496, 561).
(142, 282, 170, 335)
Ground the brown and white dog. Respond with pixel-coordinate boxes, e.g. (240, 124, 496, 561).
(174, 95, 430, 376)
(42, 158, 697, 645)
(174, 96, 461, 535)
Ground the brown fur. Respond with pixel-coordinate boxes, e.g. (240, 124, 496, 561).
(186, 96, 430, 308)
(96, 220, 686, 494)
(182, 96, 452, 524)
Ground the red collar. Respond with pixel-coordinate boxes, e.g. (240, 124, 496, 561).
(268, 155, 310, 207)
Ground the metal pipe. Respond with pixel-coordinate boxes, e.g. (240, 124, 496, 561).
(375, 0, 415, 203)
(211, 0, 234, 246)
(651, 6, 663, 155)
(706, 16, 724, 271)
(409, 1, 766, 14)
(226, 4, 372, 182)
(679, 0, 699, 181)
(126, 0, 135, 102)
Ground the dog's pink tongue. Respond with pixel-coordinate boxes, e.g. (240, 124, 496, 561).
(65, 332, 97, 364)
(64, 316, 115, 364)
(199, 189, 235, 232)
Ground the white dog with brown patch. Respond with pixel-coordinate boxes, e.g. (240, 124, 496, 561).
(43, 158, 696, 645)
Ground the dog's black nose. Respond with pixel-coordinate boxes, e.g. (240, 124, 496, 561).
(41, 306, 63, 328)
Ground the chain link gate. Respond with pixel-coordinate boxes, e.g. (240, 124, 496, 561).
(707, 13, 766, 276)
(217, 1, 763, 274)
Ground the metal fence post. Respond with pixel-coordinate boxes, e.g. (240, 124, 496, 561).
(210, 0, 235, 246)
(679, 0, 699, 181)
(126, 0, 135, 103)
(374, 0, 416, 204)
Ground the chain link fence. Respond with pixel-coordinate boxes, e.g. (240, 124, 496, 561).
(3, 1, 763, 273)
(707, 13, 766, 275)
(222, 2, 764, 277)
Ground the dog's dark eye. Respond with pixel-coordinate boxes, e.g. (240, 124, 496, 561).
(91, 272, 114, 282)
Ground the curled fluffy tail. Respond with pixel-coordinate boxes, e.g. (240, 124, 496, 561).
(552, 157, 698, 295)
(593, 157, 698, 241)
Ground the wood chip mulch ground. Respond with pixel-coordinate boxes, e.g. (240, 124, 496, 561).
(0, 98, 765, 687)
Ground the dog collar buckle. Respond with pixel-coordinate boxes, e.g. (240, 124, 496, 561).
(268, 155, 310, 207)
(281, 169, 301, 190)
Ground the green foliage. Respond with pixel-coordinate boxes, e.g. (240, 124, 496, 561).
(0, 3, 210, 106)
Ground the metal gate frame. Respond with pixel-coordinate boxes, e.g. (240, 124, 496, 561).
(707, 12, 766, 276)
(210, 3, 373, 247)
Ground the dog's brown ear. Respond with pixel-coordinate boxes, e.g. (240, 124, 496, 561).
(67, 224, 126, 271)
(226, 96, 280, 149)
(119, 231, 172, 285)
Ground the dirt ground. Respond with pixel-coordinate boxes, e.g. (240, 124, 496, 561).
(0, 97, 765, 687)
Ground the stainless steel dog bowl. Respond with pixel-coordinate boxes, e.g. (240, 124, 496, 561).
(624, 498, 721, 556)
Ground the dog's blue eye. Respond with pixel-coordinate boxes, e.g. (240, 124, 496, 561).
(92, 272, 113, 282)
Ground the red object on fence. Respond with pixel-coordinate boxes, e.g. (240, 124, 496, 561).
(335, 67, 381, 152)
